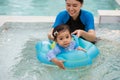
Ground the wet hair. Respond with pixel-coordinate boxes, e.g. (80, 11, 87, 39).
(65, 0, 84, 4)
(52, 24, 71, 41)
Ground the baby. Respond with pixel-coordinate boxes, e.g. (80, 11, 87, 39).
(47, 24, 86, 69)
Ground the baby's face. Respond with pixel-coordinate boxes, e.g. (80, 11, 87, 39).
(56, 30, 72, 48)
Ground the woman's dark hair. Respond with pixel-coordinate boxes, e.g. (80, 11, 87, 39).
(65, 0, 84, 4)
(52, 24, 71, 40)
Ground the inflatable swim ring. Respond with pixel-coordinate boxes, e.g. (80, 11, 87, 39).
(36, 35, 99, 68)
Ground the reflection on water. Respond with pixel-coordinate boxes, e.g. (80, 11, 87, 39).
(0, 23, 120, 80)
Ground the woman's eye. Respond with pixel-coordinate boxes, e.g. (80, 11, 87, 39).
(66, 4, 71, 7)
(73, 5, 77, 7)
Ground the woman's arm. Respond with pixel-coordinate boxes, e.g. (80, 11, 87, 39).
(72, 29, 96, 42)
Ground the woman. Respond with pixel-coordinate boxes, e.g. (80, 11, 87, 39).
(48, 0, 96, 43)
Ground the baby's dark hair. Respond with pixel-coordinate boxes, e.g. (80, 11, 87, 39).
(52, 24, 71, 40)
(65, 0, 83, 4)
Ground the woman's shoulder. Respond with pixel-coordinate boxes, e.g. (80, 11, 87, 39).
(81, 9, 93, 16)
(80, 9, 94, 22)
(55, 10, 70, 24)
(57, 10, 69, 16)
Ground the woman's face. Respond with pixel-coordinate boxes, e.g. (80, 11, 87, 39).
(66, 0, 82, 19)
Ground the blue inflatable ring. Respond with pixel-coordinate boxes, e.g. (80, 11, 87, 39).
(36, 36, 99, 68)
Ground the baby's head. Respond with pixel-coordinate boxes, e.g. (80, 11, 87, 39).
(52, 24, 72, 47)
(53, 24, 71, 40)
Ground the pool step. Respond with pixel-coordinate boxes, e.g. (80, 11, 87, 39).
(98, 10, 120, 23)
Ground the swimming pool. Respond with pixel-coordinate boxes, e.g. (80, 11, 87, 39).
(0, 22, 120, 80)
(0, 0, 120, 80)
(0, 0, 119, 16)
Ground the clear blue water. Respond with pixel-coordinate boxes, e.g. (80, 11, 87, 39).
(0, 22, 120, 80)
(0, 0, 119, 16)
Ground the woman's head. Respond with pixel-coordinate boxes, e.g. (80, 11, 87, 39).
(52, 24, 72, 47)
(65, 0, 83, 4)
(65, 0, 83, 19)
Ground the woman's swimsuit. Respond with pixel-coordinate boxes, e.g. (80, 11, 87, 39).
(52, 9, 95, 32)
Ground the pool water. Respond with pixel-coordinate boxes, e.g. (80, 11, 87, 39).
(0, 22, 120, 80)
(0, 0, 119, 16)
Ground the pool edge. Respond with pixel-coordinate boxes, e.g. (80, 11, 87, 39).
(0, 16, 99, 27)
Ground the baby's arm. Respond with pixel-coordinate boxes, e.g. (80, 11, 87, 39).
(47, 46, 65, 69)
(77, 46, 87, 52)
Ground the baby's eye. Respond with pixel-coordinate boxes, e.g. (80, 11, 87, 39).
(66, 36, 69, 38)
(59, 38, 63, 40)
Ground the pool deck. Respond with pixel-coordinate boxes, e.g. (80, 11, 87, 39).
(0, 16, 99, 27)
(98, 10, 120, 23)
(116, 0, 120, 5)
(0, 16, 56, 26)
(1, 11, 120, 26)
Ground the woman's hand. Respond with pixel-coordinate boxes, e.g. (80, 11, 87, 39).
(48, 33, 54, 40)
(72, 30, 83, 37)
(51, 58, 65, 70)
(72, 29, 96, 42)
(48, 28, 54, 40)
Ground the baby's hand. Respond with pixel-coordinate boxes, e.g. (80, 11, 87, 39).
(56, 60, 65, 69)
(51, 58, 65, 70)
